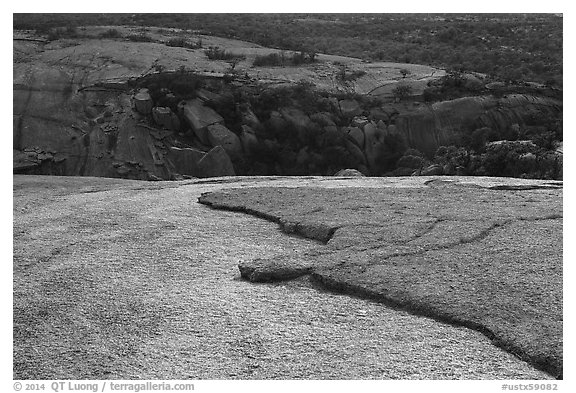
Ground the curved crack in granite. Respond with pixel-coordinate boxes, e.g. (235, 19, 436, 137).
(197, 181, 563, 379)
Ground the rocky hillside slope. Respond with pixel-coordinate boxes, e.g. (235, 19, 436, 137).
(13, 27, 562, 180)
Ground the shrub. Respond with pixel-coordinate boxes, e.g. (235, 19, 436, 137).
(166, 37, 202, 49)
(397, 155, 424, 169)
(204, 46, 245, 61)
(127, 33, 154, 42)
(99, 29, 123, 39)
(47, 26, 79, 41)
(253, 51, 317, 67)
(404, 148, 424, 157)
(392, 84, 413, 101)
(336, 66, 367, 82)
(170, 75, 204, 96)
(253, 53, 285, 67)
(126, 33, 154, 42)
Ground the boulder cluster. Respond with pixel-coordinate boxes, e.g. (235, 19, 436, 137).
(132, 87, 238, 178)
(14, 65, 562, 181)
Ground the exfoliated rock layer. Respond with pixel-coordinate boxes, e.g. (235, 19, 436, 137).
(198, 176, 563, 378)
(14, 174, 555, 380)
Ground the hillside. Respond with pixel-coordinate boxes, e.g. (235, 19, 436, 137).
(13, 24, 562, 181)
(13, 13, 563, 86)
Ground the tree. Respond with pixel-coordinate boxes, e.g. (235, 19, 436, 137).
(392, 84, 413, 101)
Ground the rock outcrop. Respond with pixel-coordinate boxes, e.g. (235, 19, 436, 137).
(395, 95, 561, 156)
(198, 177, 563, 379)
(334, 168, 365, 177)
(152, 107, 180, 130)
(339, 99, 362, 117)
(134, 89, 153, 115)
(12, 34, 561, 180)
(238, 257, 313, 282)
(197, 146, 236, 178)
(179, 99, 225, 145)
(206, 123, 243, 160)
(167, 147, 205, 177)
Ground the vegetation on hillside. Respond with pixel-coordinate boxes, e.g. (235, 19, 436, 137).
(14, 13, 563, 86)
(13, 13, 563, 180)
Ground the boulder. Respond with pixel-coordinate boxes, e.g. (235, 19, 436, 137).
(387, 124, 399, 135)
(392, 167, 416, 176)
(296, 147, 311, 166)
(179, 99, 224, 145)
(344, 139, 367, 166)
(369, 108, 389, 122)
(197, 146, 236, 178)
(157, 92, 179, 108)
(196, 88, 222, 104)
(456, 166, 467, 176)
(463, 74, 484, 91)
(167, 147, 205, 177)
(238, 257, 313, 282)
(421, 164, 444, 176)
(280, 107, 313, 130)
(339, 99, 362, 117)
(240, 107, 262, 130)
(443, 163, 456, 175)
(346, 127, 364, 148)
(152, 107, 179, 130)
(268, 111, 287, 133)
(351, 116, 370, 129)
(134, 89, 153, 115)
(318, 125, 340, 148)
(486, 81, 506, 90)
(13, 150, 40, 173)
(280, 107, 316, 144)
(239, 125, 259, 155)
(334, 169, 366, 177)
(518, 152, 538, 173)
(363, 122, 385, 170)
(397, 155, 424, 170)
(310, 112, 336, 127)
(149, 128, 174, 140)
(206, 123, 243, 159)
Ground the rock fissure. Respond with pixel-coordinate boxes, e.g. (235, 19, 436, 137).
(197, 182, 562, 379)
(308, 272, 562, 379)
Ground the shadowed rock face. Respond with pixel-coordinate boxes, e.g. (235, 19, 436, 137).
(13, 34, 561, 179)
(396, 95, 561, 156)
(12, 39, 238, 180)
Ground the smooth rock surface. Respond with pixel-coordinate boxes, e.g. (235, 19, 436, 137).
(179, 99, 224, 144)
(199, 176, 563, 378)
(14, 175, 555, 380)
(197, 146, 236, 178)
(206, 123, 243, 159)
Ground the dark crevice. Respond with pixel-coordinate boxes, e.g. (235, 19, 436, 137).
(489, 184, 563, 191)
(355, 219, 509, 254)
(308, 273, 562, 379)
(405, 217, 446, 244)
(198, 193, 339, 244)
(198, 194, 562, 378)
